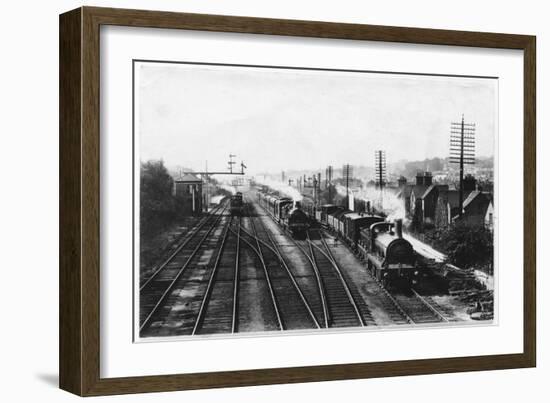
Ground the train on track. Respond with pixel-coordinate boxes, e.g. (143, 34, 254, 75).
(256, 192, 310, 237)
(257, 188, 425, 287)
(229, 192, 244, 216)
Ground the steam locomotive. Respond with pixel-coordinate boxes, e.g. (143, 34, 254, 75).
(229, 192, 244, 216)
(257, 192, 310, 237)
(358, 219, 418, 287)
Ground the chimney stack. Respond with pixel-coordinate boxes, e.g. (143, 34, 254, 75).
(424, 171, 433, 186)
(416, 171, 424, 186)
(395, 219, 403, 238)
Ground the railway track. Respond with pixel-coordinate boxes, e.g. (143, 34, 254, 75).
(139, 204, 229, 335)
(140, 202, 227, 288)
(253, 198, 328, 327)
(140, 202, 226, 286)
(193, 211, 282, 335)
(307, 229, 375, 327)
(317, 227, 449, 326)
(390, 290, 447, 324)
(192, 216, 240, 335)
(255, 196, 377, 329)
(419, 294, 461, 322)
(246, 199, 320, 330)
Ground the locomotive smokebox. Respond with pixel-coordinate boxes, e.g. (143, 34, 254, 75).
(395, 219, 403, 238)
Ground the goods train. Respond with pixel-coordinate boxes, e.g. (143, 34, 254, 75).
(229, 192, 244, 216)
(257, 188, 423, 287)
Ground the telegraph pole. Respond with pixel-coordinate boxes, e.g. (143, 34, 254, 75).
(317, 172, 321, 206)
(374, 151, 386, 211)
(204, 160, 209, 212)
(343, 164, 352, 208)
(450, 115, 476, 217)
(327, 165, 333, 204)
(375, 150, 386, 190)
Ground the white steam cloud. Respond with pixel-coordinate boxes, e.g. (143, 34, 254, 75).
(258, 178, 303, 201)
(218, 184, 237, 195)
(336, 185, 407, 222)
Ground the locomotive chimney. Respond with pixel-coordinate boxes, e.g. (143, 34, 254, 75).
(395, 219, 403, 238)
(366, 201, 371, 214)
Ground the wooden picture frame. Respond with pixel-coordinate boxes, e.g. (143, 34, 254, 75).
(59, 6, 536, 396)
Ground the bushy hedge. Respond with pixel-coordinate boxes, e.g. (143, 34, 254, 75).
(140, 160, 176, 238)
(440, 222, 494, 273)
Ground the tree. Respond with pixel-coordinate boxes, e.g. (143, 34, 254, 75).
(140, 160, 176, 237)
(440, 222, 494, 272)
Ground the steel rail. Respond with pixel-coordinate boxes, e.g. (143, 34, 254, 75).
(286, 236, 330, 328)
(231, 217, 241, 333)
(140, 202, 227, 290)
(411, 288, 449, 323)
(191, 217, 233, 335)
(139, 207, 228, 332)
(318, 228, 415, 325)
(310, 230, 365, 327)
(255, 196, 330, 328)
(241, 204, 284, 331)
(251, 204, 321, 329)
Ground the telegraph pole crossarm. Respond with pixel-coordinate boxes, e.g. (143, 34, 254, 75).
(449, 115, 476, 218)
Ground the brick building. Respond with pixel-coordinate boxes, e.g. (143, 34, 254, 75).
(173, 173, 203, 215)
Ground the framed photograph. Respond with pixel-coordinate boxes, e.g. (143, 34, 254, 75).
(59, 6, 536, 396)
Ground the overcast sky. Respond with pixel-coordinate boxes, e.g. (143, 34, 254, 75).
(136, 62, 496, 176)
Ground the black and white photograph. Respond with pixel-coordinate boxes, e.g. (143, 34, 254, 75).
(135, 60, 496, 340)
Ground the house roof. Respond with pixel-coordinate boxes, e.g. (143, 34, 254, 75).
(463, 191, 492, 212)
(446, 189, 475, 209)
(421, 185, 437, 199)
(411, 185, 430, 199)
(397, 184, 414, 199)
(175, 173, 202, 183)
(462, 190, 481, 209)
